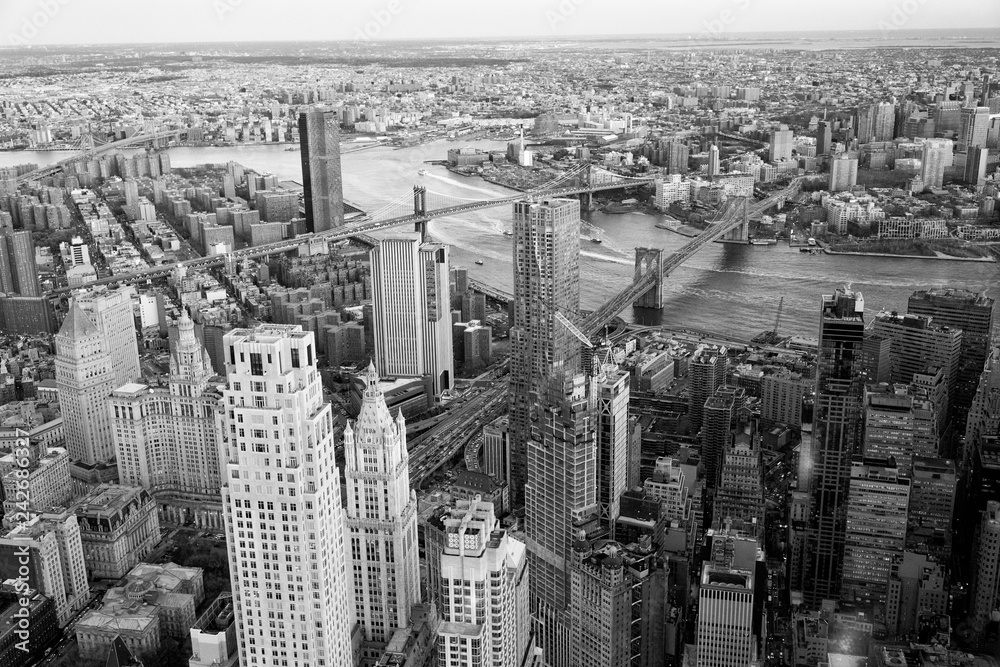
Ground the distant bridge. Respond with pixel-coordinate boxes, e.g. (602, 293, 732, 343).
(14, 129, 186, 184)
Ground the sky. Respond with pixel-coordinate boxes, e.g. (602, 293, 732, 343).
(1, 0, 998, 47)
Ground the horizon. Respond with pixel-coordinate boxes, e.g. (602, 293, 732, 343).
(2, 0, 999, 48)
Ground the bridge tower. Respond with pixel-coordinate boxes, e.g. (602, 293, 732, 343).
(633, 247, 663, 309)
(580, 163, 593, 210)
(722, 198, 750, 242)
(413, 186, 427, 241)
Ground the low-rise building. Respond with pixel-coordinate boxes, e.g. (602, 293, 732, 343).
(72, 485, 161, 580)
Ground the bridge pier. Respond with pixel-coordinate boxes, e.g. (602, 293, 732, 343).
(633, 248, 664, 309)
(722, 198, 750, 242)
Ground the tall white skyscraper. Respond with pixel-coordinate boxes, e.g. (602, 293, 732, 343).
(56, 287, 140, 465)
(343, 363, 420, 659)
(920, 138, 953, 190)
(707, 143, 720, 177)
(768, 126, 793, 162)
(220, 325, 355, 667)
(433, 498, 530, 667)
(370, 232, 453, 397)
(111, 311, 224, 528)
(696, 527, 763, 667)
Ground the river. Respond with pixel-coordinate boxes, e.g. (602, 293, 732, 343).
(2, 141, 996, 340)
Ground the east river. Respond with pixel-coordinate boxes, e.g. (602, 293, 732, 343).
(3, 139, 997, 340)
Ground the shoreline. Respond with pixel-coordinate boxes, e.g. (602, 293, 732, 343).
(822, 246, 996, 263)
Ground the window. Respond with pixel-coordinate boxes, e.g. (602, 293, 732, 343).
(250, 353, 264, 376)
(290, 348, 300, 368)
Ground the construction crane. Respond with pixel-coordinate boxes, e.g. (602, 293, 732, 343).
(554, 311, 593, 349)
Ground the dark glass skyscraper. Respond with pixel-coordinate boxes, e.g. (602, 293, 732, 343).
(804, 288, 866, 606)
(298, 108, 344, 232)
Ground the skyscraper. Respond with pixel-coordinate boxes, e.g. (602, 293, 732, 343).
(816, 120, 832, 156)
(971, 500, 1000, 633)
(219, 325, 354, 667)
(919, 138, 953, 190)
(804, 289, 866, 606)
(508, 197, 581, 506)
(593, 352, 630, 533)
(841, 458, 910, 605)
(960, 106, 991, 148)
(696, 527, 764, 667)
(871, 312, 961, 413)
(689, 345, 728, 435)
(298, 108, 344, 232)
(873, 102, 897, 142)
(707, 143, 720, 177)
(110, 312, 223, 528)
(856, 105, 875, 144)
(829, 155, 858, 192)
(370, 232, 453, 396)
(714, 438, 765, 536)
(431, 498, 531, 667)
(965, 146, 989, 185)
(525, 373, 598, 667)
(55, 304, 116, 464)
(908, 288, 995, 432)
(768, 126, 793, 162)
(72, 287, 140, 389)
(342, 363, 420, 657)
(862, 383, 938, 472)
(908, 456, 956, 562)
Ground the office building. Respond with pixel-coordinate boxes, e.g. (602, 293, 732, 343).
(570, 539, 660, 667)
(343, 363, 420, 660)
(0, 443, 72, 522)
(702, 387, 740, 488)
(689, 345, 728, 435)
(873, 102, 896, 142)
(919, 139, 953, 190)
(714, 438, 765, 537)
(856, 105, 875, 144)
(805, 289, 866, 606)
(299, 108, 345, 232)
(219, 325, 354, 667)
(829, 155, 858, 192)
(972, 500, 1000, 633)
(907, 456, 956, 561)
(862, 383, 938, 471)
(72, 287, 140, 389)
(509, 197, 582, 506)
(72, 485, 160, 580)
(965, 146, 989, 185)
(768, 126, 793, 162)
(841, 458, 910, 605)
(960, 106, 991, 148)
(431, 498, 530, 667)
(908, 288, 994, 430)
(525, 373, 599, 667)
(55, 304, 119, 465)
(885, 551, 948, 641)
(370, 233, 453, 397)
(110, 311, 224, 528)
(0, 513, 88, 626)
(760, 370, 808, 428)
(871, 312, 961, 411)
(593, 353, 631, 532)
(696, 527, 764, 667)
(482, 416, 510, 486)
(816, 120, 831, 156)
(707, 144, 720, 177)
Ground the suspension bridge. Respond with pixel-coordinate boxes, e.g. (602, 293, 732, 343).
(13, 129, 187, 185)
(47, 163, 653, 296)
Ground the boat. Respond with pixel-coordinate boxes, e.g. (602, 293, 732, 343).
(417, 169, 427, 176)
(590, 238, 603, 244)
(503, 230, 513, 236)
(655, 222, 677, 230)
(602, 198, 640, 214)
(750, 238, 778, 246)
(284, 146, 300, 152)
(475, 260, 484, 265)
(807, 237, 817, 246)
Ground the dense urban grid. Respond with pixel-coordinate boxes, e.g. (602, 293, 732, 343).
(0, 23, 999, 667)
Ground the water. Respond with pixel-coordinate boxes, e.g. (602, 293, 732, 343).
(3, 141, 996, 339)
